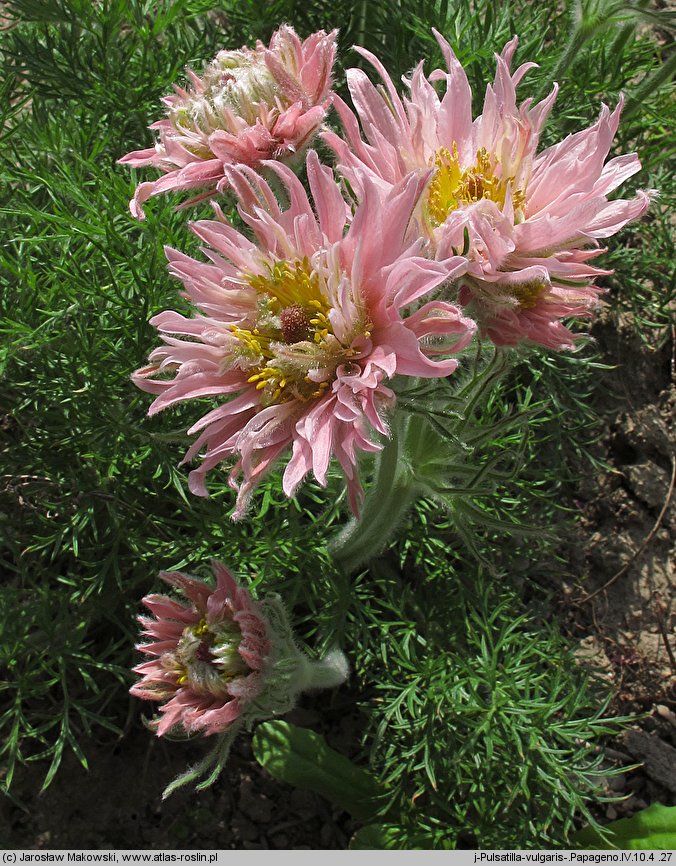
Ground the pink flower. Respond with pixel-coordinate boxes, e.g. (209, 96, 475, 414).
(118, 26, 337, 219)
(131, 561, 349, 796)
(324, 33, 652, 349)
(132, 150, 474, 517)
(131, 561, 271, 737)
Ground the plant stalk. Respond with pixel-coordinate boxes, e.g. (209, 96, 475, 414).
(329, 412, 418, 574)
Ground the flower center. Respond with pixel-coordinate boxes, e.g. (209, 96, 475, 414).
(170, 50, 280, 141)
(231, 259, 363, 406)
(508, 279, 548, 310)
(469, 275, 548, 311)
(280, 304, 312, 343)
(427, 144, 525, 226)
(172, 617, 248, 695)
(208, 51, 280, 121)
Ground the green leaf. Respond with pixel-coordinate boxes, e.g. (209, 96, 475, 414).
(574, 804, 676, 850)
(350, 824, 407, 849)
(351, 824, 456, 849)
(252, 720, 386, 821)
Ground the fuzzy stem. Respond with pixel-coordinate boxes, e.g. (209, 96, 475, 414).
(329, 412, 419, 574)
(547, 28, 587, 94)
(295, 648, 350, 692)
(623, 52, 676, 121)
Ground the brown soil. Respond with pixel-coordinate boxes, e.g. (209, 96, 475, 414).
(560, 311, 675, 821)
(1, 706, 358, 850)
(3, 313, 674, 850)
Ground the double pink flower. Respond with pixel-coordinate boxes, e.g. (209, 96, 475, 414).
(125, 32, 654, 776)
(133, 151, 474, 516)
(127, 29, 651, 515)
(324, 32, 651, 349)
(119, 26, 337, 219)
(131, 562, 270, 737)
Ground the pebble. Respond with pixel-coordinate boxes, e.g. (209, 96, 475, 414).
(232, 812, 259, 842)
(622, 729, 676, 793)
(320, 824, 334, 847)
(290, 788, 317, 813)
(239, 781, 273, 824)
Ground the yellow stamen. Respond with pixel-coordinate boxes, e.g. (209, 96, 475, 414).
(229, 258, 366, 406)
(248, 259, 325, 312)
(427, 144, 525, 226)
(510, 279, 548, 310)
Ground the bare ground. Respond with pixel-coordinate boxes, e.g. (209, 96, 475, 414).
(561, 311, 675, 821)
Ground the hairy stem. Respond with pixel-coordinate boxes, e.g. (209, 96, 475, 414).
(329, 412, 419, 574)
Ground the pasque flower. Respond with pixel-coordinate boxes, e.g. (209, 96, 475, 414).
(119, 26, 337, 218)
(324, 32, 651, 349)
(131, 560, 348, 738)
(131, 561, 271, 737)
(132, 150, 474, 517)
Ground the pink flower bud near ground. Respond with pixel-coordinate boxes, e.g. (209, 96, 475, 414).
(130, 561, 271, 736)
(118, 26, 337, 218)
(132, 150, 475, 517)
(131, 561, 348, 794)
(324, 33, 653, 350)
(131, 561, 349, 740)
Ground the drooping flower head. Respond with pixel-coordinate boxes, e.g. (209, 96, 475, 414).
(131, 560, 349, 740)
(132, 150, 475, 517)
(131, 561, 271, 736)
(324, 32, 652, 349)
(119, 26, 338, 219)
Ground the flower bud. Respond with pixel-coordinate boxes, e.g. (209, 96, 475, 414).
(118, 26, 338, 218)
(131, 561, 348, 760)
